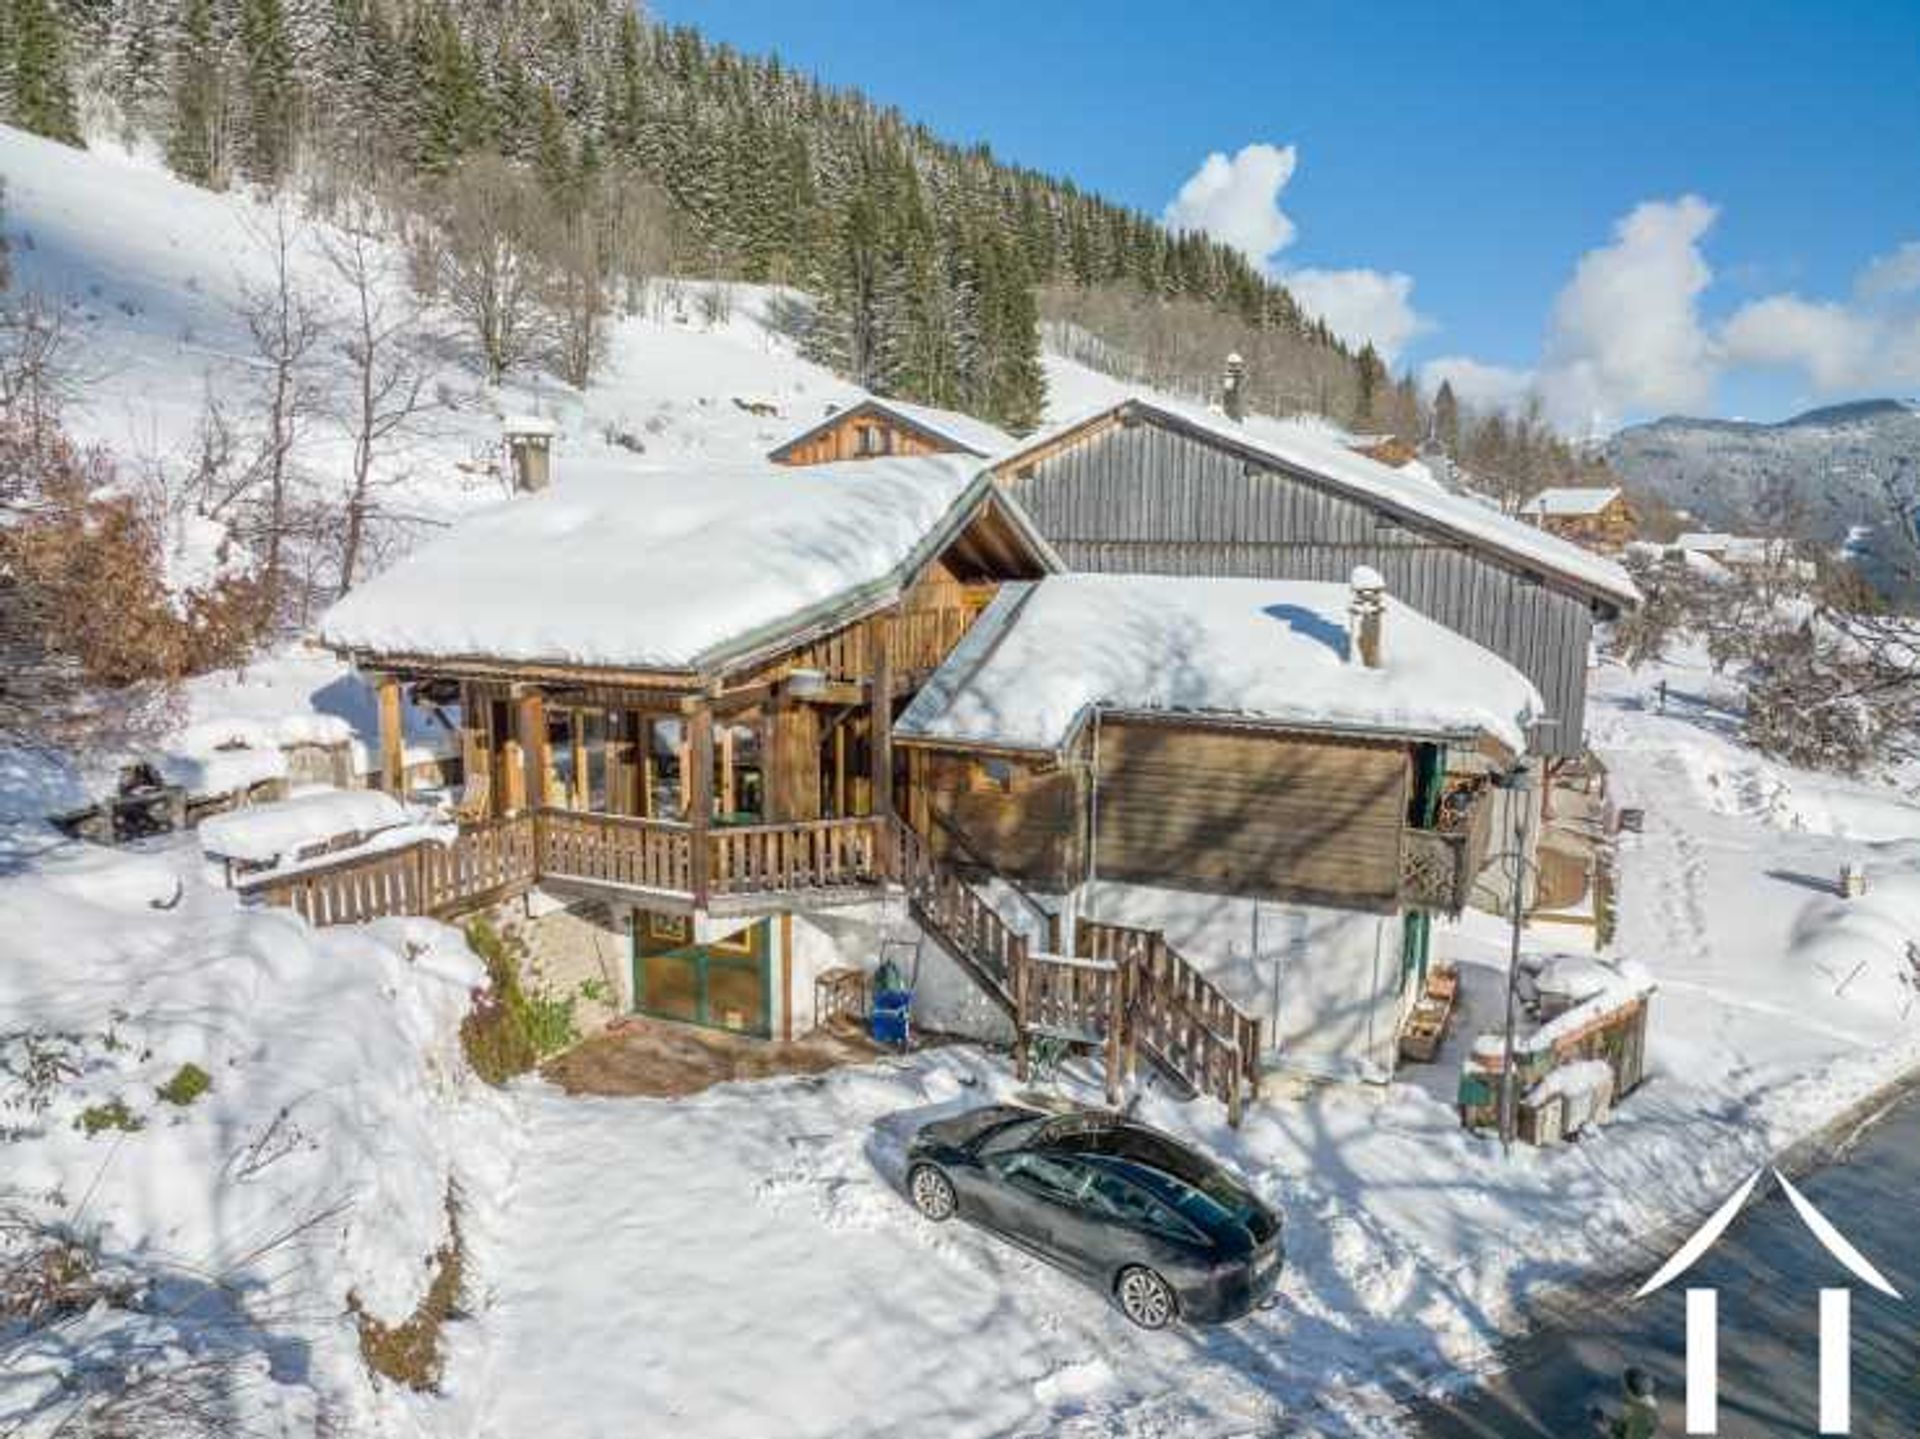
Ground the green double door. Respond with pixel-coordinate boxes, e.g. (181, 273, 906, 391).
(631, 911, 771, 1038)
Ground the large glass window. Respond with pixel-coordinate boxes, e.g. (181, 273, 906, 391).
(651, 718, 685, 819)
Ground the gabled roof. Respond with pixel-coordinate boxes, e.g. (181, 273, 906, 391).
(320, 455, 1058, 680)
(768, 396, 1017, 461)
(1519, 486, 1624, 518)
(895, 573, 1544, 758)
(994, 395, 1639, 610)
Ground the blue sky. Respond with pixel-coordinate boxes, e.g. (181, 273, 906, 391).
(658, 1, 1920, 429)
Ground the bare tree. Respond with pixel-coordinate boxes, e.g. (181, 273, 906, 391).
(431, 155, 551, 384)
(231, 200, 325, 617)
(317, 194, 434, 593)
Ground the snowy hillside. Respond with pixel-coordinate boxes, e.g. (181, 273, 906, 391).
(0, 125, 863, 527)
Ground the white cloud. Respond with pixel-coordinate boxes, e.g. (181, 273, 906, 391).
(1162, 143, 1299, 272)
(1720, 295, 1876, 391)
(1288, 267, 1431, 365)
(1855, 241, 1920, 302)
(1716, 241, 1920, 394)
(1420, 355, 1536, 412)
(1535, 196, 1722, 429)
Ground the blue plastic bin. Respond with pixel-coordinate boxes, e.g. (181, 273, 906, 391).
(870, 989, 912, 1047)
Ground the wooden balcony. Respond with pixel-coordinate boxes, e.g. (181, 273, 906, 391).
(1399, 828, 1471, 915)
(246, 809, 896, 928)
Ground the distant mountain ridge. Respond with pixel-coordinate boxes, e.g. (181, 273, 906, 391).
(1608, 398, 1920, 596)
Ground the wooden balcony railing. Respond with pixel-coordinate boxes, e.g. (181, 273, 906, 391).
(1399, 828, 1471, 915)
(537, 809, 693, 894)
(1080, 919, 1262, 1124)
(706, 816, 889, 896)
(246, 813, 537, 927)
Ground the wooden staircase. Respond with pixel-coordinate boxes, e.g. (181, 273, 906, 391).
(891, 819, 1264, 1126)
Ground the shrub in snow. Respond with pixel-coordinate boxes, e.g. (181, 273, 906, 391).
(74, 1096, 144, 1136)
(1745, 622, 1901, 775)
(457, 916, 578, 1085)
(155, 1062, 212, 1107)
(348, 1189, 466, 1393)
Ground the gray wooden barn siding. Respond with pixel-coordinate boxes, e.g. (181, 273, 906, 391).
(1002, 423, 1596, 756)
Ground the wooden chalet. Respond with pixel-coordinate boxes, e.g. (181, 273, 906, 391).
(1517, 486, 1638, 553)
(281, 450, 1541, 1116)
(894, 571, 1540, 1081)
(769, 396, 1016, 466)
(988, 397, 1639, 759)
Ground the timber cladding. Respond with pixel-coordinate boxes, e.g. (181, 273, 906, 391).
(1093, 721, 1409, 906)
(773, 406, 960, 466)
(999, 418, 1599, 756)
(920, 751, 1082, 891)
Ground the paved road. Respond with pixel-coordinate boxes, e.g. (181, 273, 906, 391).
(1407, 1089, 1920, 1436)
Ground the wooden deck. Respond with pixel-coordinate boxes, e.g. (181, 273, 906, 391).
(244, 810, 895, 926)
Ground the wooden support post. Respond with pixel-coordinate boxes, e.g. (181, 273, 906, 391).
(688, 698, 713, 906)
(1104, 967, 1124, 1109)
(779, 912, 795, 1042)
(869, 614, 893, 819)
(516, 691, 548, 813)
(719, 725, 736, 817)
(1011, 935, 1030, 1082)
(376, 676, 405, 796)
(457, 682, 489, 816)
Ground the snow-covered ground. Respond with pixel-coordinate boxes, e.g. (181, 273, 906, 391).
(0, 839, 513, 1436)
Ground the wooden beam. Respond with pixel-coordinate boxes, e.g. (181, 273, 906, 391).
(779, 912, 795, 1042)
(869, 613, 893, 819)
(516, 691, 548, 812)
(688, 699, 713, 905)
(376, 676, 405, 796)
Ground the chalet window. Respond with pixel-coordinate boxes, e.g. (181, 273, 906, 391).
(546, 710, 577, 808)
(855, 424, 892, 457)
(970, 757, 1016, 795)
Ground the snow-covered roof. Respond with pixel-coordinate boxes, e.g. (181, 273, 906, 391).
(1519, 486, 1623, 518)
(320, 455, 1052, 674)
(198, 789, 409, 864)
(995, 396, 1640, 609)
(895, 574, 1544, 757)
(771, 396, 1016, 460)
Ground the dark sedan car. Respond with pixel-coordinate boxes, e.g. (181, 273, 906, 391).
(904, 1102, 1283, 1328)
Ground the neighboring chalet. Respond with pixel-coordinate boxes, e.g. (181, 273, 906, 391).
(293, 450, 1539, 1112)
(1517, 486, 1638, 553)
(986, 396, 1639, 760)
(769, 396, 1015, 466)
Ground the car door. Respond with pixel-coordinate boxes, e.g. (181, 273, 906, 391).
(980, 1150, 1088, 1264)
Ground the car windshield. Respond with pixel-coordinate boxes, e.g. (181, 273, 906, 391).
(975, 1114, 1049, 1157)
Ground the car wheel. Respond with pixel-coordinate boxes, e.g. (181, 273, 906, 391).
(908, 1163, 958, 1222)
(1115, 1266, 1177, 1330)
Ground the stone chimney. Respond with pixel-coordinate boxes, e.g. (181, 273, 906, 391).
(504, 415, 557, 493)
(1222, 352, 1247, 422)
(1349, 565, 1386, 668)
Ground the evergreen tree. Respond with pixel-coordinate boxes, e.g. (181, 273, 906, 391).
(237, 0, 295, 183)
(10, 0, 78, 145)
(165, 0, 224, 186)
(1434, 378, 1461, 457)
